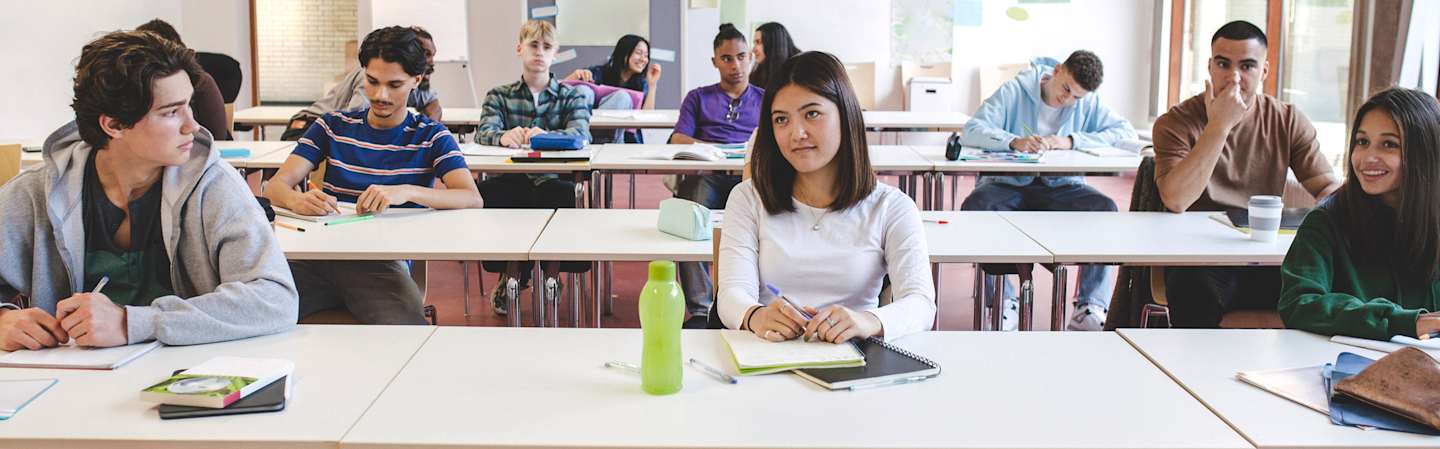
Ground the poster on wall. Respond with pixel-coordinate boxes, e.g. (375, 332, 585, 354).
(891, 0, 953, 64)
(555, 0, 650, 46)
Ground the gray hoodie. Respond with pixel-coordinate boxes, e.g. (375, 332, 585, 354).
(0, 122, 297, 345)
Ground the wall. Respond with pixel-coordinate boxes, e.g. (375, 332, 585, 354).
(257, 0, 359, 103)
(679, 0, 1156, 125)
(0, 1, 256, 142)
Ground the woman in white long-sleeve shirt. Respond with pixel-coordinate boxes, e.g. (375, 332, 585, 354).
(717, 51, 935, 343)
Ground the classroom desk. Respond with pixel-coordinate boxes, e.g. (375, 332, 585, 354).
(922, 211, 1054, 331)
(18, 140, 294, 170)
(914, 145, 1142, 210)
(1119, 329, 1440, 449)
(1000, 211, 1294, 331)
(340, 327, 1251, 449)
(587, 144, 935, 209)
(0, 325, 436, 449)
(587, 109, 970, 132)
(275, 208, 553, 261)
(234, 106, 483, 139)
(528, 208, 710, 327)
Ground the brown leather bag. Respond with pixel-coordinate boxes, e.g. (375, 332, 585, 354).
(1334, 347, 1440, 431)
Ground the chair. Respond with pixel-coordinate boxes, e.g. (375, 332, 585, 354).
(0, 143, 20, 186)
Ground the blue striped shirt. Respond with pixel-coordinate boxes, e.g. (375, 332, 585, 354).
(293, 109, 467, 207)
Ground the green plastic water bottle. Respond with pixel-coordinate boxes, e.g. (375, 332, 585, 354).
(638, 260, 683, 395)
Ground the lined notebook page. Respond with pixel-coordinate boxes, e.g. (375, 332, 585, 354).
(720, 330, 864, 375)
(0, 341, 161, 370)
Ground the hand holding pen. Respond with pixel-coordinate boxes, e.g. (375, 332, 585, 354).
(744, 283, 812, 342)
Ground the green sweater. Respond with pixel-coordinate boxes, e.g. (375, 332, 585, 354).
(1279, 207, 1438, 339)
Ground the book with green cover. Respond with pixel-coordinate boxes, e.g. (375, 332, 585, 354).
(140, 357, 292, 408)
(720, 329, 865, 376)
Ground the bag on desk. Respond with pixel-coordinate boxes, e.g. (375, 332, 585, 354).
(529, 133, 586, 151)
(657, 198, 711, 241)
(1334, 347, 1440, 431)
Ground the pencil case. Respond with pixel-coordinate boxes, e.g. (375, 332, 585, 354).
(529, 133, 587, 151)
(657, 198, 711, 241)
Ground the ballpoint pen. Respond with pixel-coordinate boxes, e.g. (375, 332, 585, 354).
(604, 361, 641, 375)
(688, 358, 738, 384)
(847, 375, 933, 391)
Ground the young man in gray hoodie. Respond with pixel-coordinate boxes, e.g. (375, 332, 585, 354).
(0, 30, 297, 351)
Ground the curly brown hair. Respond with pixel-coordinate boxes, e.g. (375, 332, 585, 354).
(1062, 50, 1104, 92)
(71, 30, 200, 150)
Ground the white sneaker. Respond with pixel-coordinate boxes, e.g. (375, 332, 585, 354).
(1067, 303, 1107, 331)
(1000, 297, 1019, 331)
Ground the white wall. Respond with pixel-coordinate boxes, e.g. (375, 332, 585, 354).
(465, 0, 526, 94)
(0, 1, 253, 142)
(679, 0, 1156, 124)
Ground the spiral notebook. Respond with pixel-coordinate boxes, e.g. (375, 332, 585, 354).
(793, 337, 941, 390)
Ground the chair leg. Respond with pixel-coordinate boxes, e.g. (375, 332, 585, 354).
(1018, 266, 1034, 331)
(990, 274, 1005, 331)
(570, 273, 582, 328)
(462, 261, 471, 318)
(1050, 265, 1069, 331)
(931, 262, 942, 331)
(506, 276, 521, 327)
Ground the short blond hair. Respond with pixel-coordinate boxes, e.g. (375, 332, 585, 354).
(518, 20, 556, 45)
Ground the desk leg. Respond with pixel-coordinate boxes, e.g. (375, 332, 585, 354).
(950, 174, 960, 210)
(931, 262, 941, 330)
(590, 264, 601, 328)
(628, 174, 636, 209)
(972, 265, 984, 331)
(930, 172, 943, 211)
(507, 276, 521, 328)
(1049, 264, 1069, 331)
(605, 173, 614, 209)
(921, 173, 932, 211)
(989, 273, 1005, 331)
(571, 272, 582, 328)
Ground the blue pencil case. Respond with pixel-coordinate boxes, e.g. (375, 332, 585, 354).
(529, 133, 586, 151)
(218, 148, 251, 159)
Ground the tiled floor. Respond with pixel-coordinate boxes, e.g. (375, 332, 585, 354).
(254, 170, 1136, 331)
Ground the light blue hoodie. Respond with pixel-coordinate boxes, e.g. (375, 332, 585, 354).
(961, 57, 1137, 187)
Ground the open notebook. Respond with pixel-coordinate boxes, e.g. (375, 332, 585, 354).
(0, 340, 161, 370)
(720, 330, 864, 376)
(274, 203, 432, 224)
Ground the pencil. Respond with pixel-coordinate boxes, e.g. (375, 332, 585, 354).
(275, 221, 306, 232)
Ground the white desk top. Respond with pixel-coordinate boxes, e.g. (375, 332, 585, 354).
(1119, 329, 1440, 449)
(276, 208, 554, 261)
(915, 145, 1142, 174)
(528, 209, 713, 262)
(19, 141, 293, 170)
(460, 144, 593, 173)
(1000, 211, 1294, 265)
(589, 109, 682, 129)
(862, 110, 970, 130)
(586, 109, 970, 131)
(234, 106, 483, 127)
(0, 325, 435, 449)
(587, 144, 929, 173)
(922, 211, 1053, 263)
(341, 328, 1249, 449)
(233, 105, 303, 126)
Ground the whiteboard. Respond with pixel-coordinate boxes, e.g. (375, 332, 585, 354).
(555, 0, 649, 47)
(371, 0, 469, 62)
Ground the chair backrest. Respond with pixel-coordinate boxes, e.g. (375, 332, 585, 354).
(309, 158, 328, 191)
(0, 144, 21, 186)
(1129, 156, 1167, 213)
(978, 62, 1030, 101)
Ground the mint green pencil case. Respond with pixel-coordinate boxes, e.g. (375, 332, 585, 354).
(657, 198, 712, 241)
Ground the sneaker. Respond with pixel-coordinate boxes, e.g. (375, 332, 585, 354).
(1000, 297, 1019, 331)
(491, 275, 513, 316)
(1067, 303, 1107, 331)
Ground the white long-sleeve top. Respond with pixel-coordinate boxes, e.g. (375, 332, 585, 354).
(717, 180, 936, 341)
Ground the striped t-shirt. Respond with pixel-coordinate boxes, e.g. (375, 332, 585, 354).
(294, 109, 467, 207)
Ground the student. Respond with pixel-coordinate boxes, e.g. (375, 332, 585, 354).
(0, 31, 296, 350)
(717, 51, 935, 343)
(959, 50, 1135, 331)
(474, 20, 593, 315)
(264, 26, 481, 325)
(671, 23, 764, 327)
(1279, 88, 1440, 340)
(565, 34, 662, 143)
(1152, 20, 1341, 328)
(282, 26, 442, 141)
(136, 19, 233, 141)
(749, 22, 801, 90)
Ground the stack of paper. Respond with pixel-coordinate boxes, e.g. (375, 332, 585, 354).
(0, 341, 161, 370)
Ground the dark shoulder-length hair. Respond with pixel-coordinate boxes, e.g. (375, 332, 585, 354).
(1326, 87, 1440, 281)
(749, 22, 801, 89)
(602, 34, 649, 86)
(751, 51, 874, 215)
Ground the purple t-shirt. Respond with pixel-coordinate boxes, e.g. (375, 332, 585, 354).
(673, 83, 764, 145)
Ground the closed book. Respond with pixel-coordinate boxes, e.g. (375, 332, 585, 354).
(793, 336, 941, 390)
(140, 357, 293, 409)
(720, 330, 864, 376)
